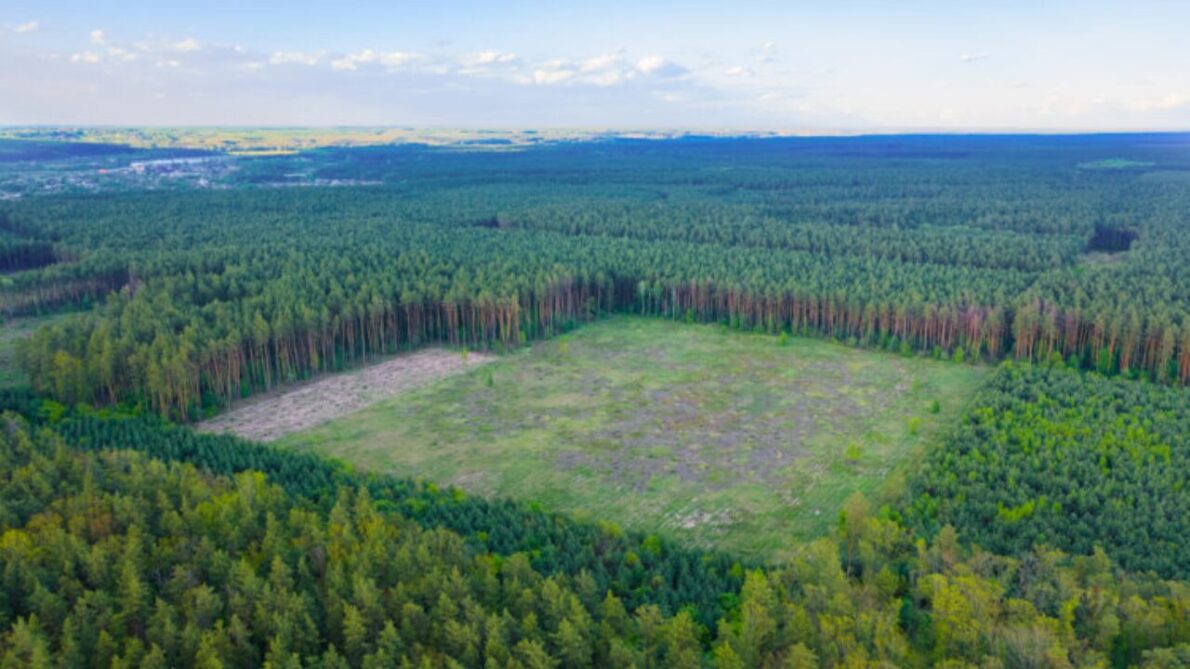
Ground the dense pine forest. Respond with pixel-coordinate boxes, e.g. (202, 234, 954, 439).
(1, 406, 1188, 668)
(907, 363, 1190, 578)
(5, 136, 1190, 420)
(2, 134, 1189, 667)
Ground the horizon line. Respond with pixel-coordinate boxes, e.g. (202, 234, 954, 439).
(3, 125, 1189, 136)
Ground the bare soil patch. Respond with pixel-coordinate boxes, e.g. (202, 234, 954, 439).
(198, 349, 494, 441)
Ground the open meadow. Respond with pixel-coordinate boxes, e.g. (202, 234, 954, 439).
(278, 317, 988, 558)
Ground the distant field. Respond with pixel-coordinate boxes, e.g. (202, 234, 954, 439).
(278, 317, 987, 559)
(0, 127, 629, 153)
(1076, 157, 1156, 170)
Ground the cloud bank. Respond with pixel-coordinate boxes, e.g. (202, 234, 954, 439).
(0, 19, 1186, 129)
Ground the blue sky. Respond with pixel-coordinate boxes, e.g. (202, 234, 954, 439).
(1, 1, 1187, 129)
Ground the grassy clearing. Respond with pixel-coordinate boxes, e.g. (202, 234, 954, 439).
(0, 311, 82, 389)
(277, 316, 988, 560)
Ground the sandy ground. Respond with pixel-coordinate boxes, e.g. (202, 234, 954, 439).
(197, 349, 494, 441)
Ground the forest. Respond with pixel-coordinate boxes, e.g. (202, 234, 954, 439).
(906, 363, 1189, 578)
(1, 134, 1188, 667)
(1, 404, 1188, 668)
(4, 136, 1190, 421)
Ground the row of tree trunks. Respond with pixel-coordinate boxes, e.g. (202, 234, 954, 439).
(22, 272, 1190, 420)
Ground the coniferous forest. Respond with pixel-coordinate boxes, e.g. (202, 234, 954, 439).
(1, 134, 1189, 667)
(5, 137, 1190, 420)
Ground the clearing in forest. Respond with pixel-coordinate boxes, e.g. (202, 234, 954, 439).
(197, 349, 495, 441)
(276, 317, 988, 559)
(0, 311, 84, 389)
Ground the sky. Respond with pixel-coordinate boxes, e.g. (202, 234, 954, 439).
(1, 0, 1188, 130)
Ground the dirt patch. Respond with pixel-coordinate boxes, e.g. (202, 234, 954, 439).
(198, 349, 494, 441)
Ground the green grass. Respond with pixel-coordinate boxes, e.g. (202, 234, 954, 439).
(0, 311, 83, 389)
(277, 316, 988, 560)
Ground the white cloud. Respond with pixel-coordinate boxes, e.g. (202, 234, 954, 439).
(331, 49, 373, 71)
(636, 55, 686, 78)
(476, 49, 514, 65)
(269, 51, 323, 66)
(580, 52, 622, 72)
(330, 57, 359, 71)
(108, 46, 138, 63)
(725, 66, 754, 78)
(587, 71, 623, 86)
(377, 52, 420, 68)
(10, 20, 40, 34)
(70, 51, 101, 64)
(636, 55, 666, 74)
(469, 50, 516, 66)
(959, 52, 989, 63)
(332, 49, 423, 71)
(29, 24, 697, 98)
(533, 68, 575, 85)
(172, 38, 202, 52)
